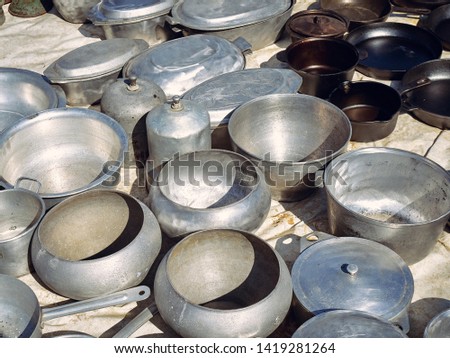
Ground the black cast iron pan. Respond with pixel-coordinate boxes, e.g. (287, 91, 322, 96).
(418, 3, 450, 50)
(399, 59, 450, 129)
(345, 22, 443, 80)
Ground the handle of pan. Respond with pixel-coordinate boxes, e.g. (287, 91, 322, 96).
(391, 5, 431, 15)
(112, 303, 159, 338)
(41, 286, 151, 323)
(14, 176, 42, 193)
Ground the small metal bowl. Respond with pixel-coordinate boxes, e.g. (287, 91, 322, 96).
(328, 80, 401, 142)
(228, 93, 351, 202)
(148, 150, 271, 238)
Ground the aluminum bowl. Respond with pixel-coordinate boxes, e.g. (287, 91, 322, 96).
(0, 108, 127, 209)
(148, 150, 271, 238)
(228, 93, 352, 202)
(324, 147, 450, 265)
(0, 67, 65, 132)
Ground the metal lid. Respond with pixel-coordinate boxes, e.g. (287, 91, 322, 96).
(286, 9, 349, 39)
(170, 0, 291, 31)
(88, 0, 174, 24)
(44, 39, 149, 83)
(123, 35, 246, 98)
(182, 69, 302, 129)
(292, 310, 408, 338)
(292, 237, 414, 321)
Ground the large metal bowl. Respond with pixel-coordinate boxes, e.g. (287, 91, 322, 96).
(0, 108, 127, 209)
(228, 93, 352, 202)
(324, 147, 450, 265)
(148, 150, 271, 238)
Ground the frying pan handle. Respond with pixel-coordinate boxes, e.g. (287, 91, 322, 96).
(112, 303, 159, 338)
(41, 286, 151, 323)
(400, 77, 432, 112)
(391, 5, 431, 15)
(299, 231, 337, 253)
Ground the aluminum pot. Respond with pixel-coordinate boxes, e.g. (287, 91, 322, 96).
(0, 178, 45, 277)
(286, 37, 359, 98)
(149, 150, 271, 238)
(0, 108, 127, 209)
(291, 232, 414, 333)
(0, 274, 150, 338)
(88, 0, 176, 45)
(52, 0, 99, 24)
(328, 80, 401, 142)
(31, 189, 162, 300)
(292, 310, 408, 338)
(166, 0, 293, 51)
(228, 93, 352, 202)
(324, 147, 450, 265)
(154, 229, 293, 338)
(424, 308, 450, 338)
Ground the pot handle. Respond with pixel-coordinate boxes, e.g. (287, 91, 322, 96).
(41, 286, 151, 323)
(299, 231, 337, 253)
(391, 5, 431, 15)
(232, 37, 253, 55)
(14, 176, 41, 193)
(112, 303, 159, 338)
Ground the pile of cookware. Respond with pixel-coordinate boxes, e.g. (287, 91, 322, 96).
(0, 0, 449, 338)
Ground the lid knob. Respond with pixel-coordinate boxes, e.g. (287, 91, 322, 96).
(171, 95, 184, 111)
(346, 264, 359, 276)
(127, 76, 139, 92)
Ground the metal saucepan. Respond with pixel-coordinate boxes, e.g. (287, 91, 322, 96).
(285, 37, 359, 99)
(0, 177, 45, 277)
(324, 147, 450, 265)
(328, 80, 401, 142)
(345, 22, 442, 80)
(424, 308, 450, 338)
(0, 108, 127, 209)
(291, 232, 414, 333)
(228, 93, 351, 202)
(292, 310, 408, 338)
(154, 229, 293, 338)
(320, 0, 430, 29)
(31, 189, 162, 300)
(419, 3, 450, 50)
(149, 150, 271, 239)
(0, 274, 150, 338)
(399, 59, 450, 129)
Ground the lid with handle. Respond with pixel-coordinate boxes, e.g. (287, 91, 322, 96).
(88, 0, 174, 24)
(44, 39, 149, 83)
(292, 236, 414, 323)
(170, 0, 291, 31)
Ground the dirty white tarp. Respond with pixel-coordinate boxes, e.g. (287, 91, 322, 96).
(0, 0, 449, 338)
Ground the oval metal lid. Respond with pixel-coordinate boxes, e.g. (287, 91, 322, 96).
(182, 68, 302, 129)
(44, 39, 149, 83)
(89, 0, 174, 24)
(287, 10, 349, 38)
(171, 0, 291, 31)
(292, 310, 407, 338)
(123, 35, 246, 98)
(292, 237, 414, 321)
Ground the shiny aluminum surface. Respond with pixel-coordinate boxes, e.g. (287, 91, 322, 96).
(292, 236, 414, 332)
(52, 0, 99, 23)
(424, 308, 450, 338)
(170, 0, 291, 30)
(123, 34, 246, 98)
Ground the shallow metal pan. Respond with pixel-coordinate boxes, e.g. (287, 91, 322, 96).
(345, 22, 442, 80)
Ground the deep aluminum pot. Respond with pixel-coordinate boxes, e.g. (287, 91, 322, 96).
(149, 150, 271, 238)
(31, 189, 162, 300)
(228, 94, 352, 202)
(154, 229, 293, 337)
(0, 178, 45, 277)
(0, 108, 127, 209)
(167, 0, 294, 51)
(324, 147, 450, 265)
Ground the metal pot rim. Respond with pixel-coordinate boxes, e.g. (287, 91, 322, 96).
(228, 93, 352, 165)
(323, 147, 450, 227)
